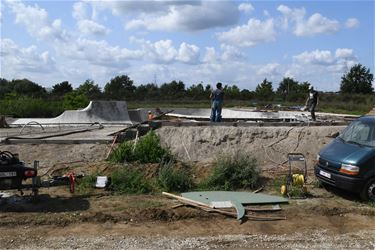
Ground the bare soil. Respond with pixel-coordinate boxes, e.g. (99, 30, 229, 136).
(0, 125, 374, 249)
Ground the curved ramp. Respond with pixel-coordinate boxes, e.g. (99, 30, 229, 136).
(11, 101, 133, 126)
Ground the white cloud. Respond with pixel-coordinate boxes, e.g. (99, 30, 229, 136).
(220, 44, 244, 61)
(293, 50, 334, 65)
(132, 38, 201, 64)
(345, 18, 359, 28)
(277, 5, 339, 37)
(177, 43, 200, 64)
(77, 20, 110, 36)
(257, 63, 280, 76)
(238, 3, 254, 13)
(1, 38, 56, 74)
(277, 5, 292, 15)
(6, 0, 69, 42)
(289, 48, 359, 90)
(73, 2, 87, 20)
(116, 1, 240, 31)
(73, 1, 110, 36)
(297, 13, 339, 36)
(335, 48, 354, 59)
(203, 47, 217, 63)
(284, 69, 295, 79)
(59, 38, 143, 67)
(217, 18, 276, 47)
(294, 49, 358, 69)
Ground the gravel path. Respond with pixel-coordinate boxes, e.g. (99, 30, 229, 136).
(3, 230, 374, 250)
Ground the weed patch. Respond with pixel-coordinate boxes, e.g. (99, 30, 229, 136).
(201, 153, 261, 190)
(76, 174, 97, 195)
(109, 130, 172, 164)
(110, 167, 152, 194)
(158, 161, 194, 192)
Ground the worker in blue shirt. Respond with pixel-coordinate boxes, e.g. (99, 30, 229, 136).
(210, 82, 224, 122)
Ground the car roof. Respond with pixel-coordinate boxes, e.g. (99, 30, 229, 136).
(359, 115, 375, 124)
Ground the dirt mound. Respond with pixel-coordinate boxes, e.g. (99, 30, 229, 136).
(368, 106, 375, 115)
(157, 126, 345, 170)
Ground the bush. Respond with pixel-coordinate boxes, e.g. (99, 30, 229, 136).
(110, 167, 152, 194)
(158, 161, 194, 192)
(109, 130, 172, 164)
(0, 95, 64, 118)
(108, 141, 135, 163)
(201, 152, 261, 190)
(76, 174, 97, 195)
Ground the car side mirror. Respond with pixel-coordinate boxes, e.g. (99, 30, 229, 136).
(330, 132, 339, 138)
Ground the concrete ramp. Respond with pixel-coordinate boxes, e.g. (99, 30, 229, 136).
(11, 101, 133, 126)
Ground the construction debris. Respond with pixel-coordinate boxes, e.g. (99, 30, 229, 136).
(163, 191, 287, 221)
(95, 176, 109, 188)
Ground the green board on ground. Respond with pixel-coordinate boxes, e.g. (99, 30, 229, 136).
(181, 191, 288, 220)
(181, 191, 288, 205)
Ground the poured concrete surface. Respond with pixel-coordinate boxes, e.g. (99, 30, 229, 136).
(0, 126, 125, 144)
(11, 101, 133, 126)
(165, 108, 358, 121)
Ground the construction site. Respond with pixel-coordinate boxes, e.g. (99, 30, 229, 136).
(0, 101, 374, 249)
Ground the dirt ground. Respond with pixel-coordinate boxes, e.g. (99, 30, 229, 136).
(0, 185, 374, 249)
(0, 125, 374, 249)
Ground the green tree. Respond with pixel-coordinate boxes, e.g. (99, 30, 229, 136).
(340, 64, 374, 94)
(225, 85, 241, 99)
(187, 83, 205, 100)
(159, 80, 185, 99)
(51, 81, 73, 97)
(77, 79, 102, 100)
(12, 79, 46, 98)
(240, 89, 254, 100)
(104, 75, 136, 100)
(277, 77, 299, 101)
(63, 91, 89, 110)
(0, 78, 13, 98)
(255, 78, 274, 101)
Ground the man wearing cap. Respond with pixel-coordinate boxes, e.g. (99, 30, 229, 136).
(210, 82, 224, 122)
(305, 86, 319, 121)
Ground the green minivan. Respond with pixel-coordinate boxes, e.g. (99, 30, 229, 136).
(315, 115, 375, 201)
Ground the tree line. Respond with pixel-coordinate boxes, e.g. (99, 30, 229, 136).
(0, 63, 373, 117)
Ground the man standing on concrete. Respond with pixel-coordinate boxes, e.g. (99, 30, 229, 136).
(305, 86, 319, 121)
(210, 82, 224, 122)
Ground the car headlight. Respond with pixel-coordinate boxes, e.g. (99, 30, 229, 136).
(340, 163, 360, 175)
(317, 154, 320, 161)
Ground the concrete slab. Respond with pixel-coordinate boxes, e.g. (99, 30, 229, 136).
(165, 108, 359, 121)
(0, 126, 124, 144)
(11, 101, 133, 126)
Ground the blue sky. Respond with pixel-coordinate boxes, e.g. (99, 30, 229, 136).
(0, 0, 374, 92)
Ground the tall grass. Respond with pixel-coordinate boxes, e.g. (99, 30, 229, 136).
(76, 174, 97, 195)
(110, 167, 152, 194)
(158, 160, 194, 192)
(201, 152, 261, 191)
(108, 130, 172, 164)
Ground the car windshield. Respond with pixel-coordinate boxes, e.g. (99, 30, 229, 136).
(339, 120, 375, 148)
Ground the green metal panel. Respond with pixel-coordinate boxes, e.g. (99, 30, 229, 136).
(181, 191, 288, 205)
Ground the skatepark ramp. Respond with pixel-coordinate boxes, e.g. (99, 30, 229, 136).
(11, 101, 133, 126)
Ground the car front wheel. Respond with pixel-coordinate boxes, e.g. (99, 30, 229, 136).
(360, 177, 375, 202)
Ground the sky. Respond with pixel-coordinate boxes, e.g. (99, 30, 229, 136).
(0, 0, 374, 92)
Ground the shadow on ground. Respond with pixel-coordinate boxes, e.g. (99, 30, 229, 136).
(322, 183, 362, 202)
(0, 194, 90, 213)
